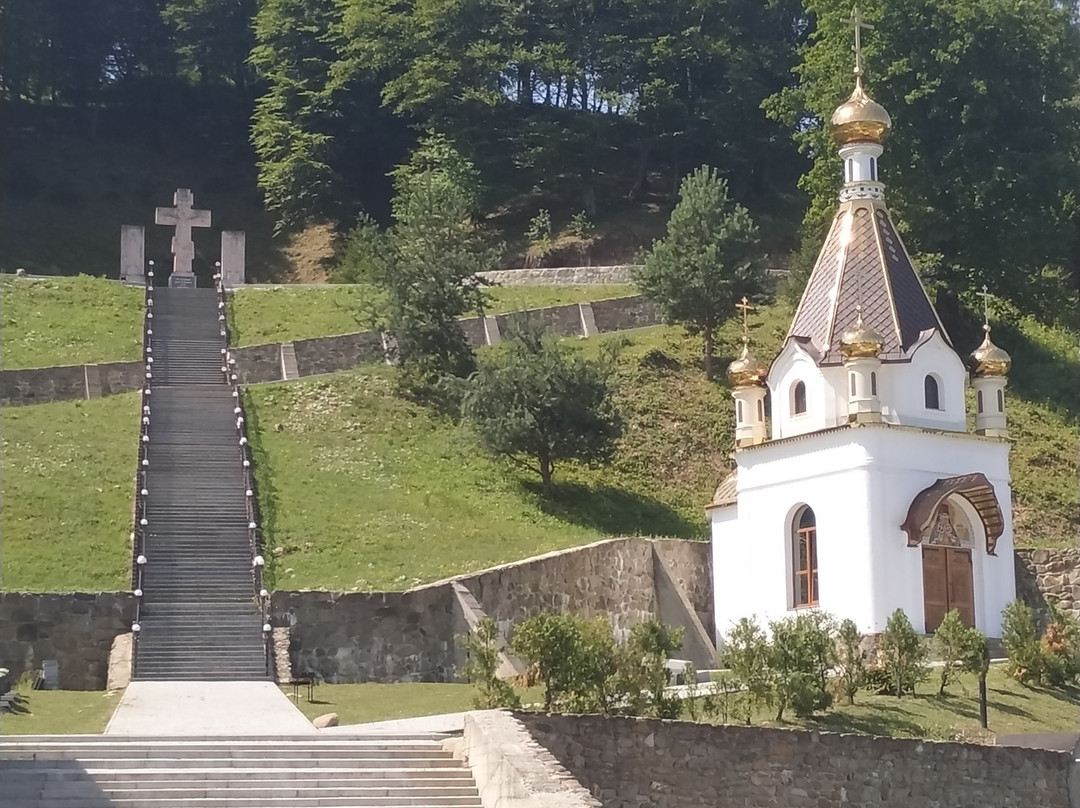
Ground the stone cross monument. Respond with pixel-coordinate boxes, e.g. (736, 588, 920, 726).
(155, 188, 211, 287)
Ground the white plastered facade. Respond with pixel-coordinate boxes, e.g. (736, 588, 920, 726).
(711, 422, 1014, 642)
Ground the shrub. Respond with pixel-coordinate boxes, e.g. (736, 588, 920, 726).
(510, 613, 684, 717)
(722, 617, 772, 724)
(933, 610, 986, 695)
(525, 209, 554, 267)
(768, 611, 835, 720)
(1001, 599, 1044, 684)
(834, 618, 866, 705)
(511, 612, 598, 711)
(458, 618, 521, 709)
(1040, 598, 1080, 687)
(878, 609, 929, 697)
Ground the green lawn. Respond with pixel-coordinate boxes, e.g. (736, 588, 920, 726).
(227, 284, 636, 346)
(717, 666, 1080, 742)
(285, 682, 545, 726)
(0, 689, 124, 735)
(1, 275, 144, 369)
(1, 393, 138, 591)
(280, 668, 1075, 742)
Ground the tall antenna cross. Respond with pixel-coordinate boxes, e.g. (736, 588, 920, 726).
(845, 7, 875, 80)
(736, 296, 755, 341)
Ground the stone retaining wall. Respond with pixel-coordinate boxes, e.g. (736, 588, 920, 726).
(230, 296, 661, 388)
(460, 539, 658, 639)
(0, 361, 143, 406)
(477, 266, 637, 285)
(270, 587, 458, 683)
(0, 592, 136, 690)
(1016, 548, 1080, 622)
(272, 538, 710, 683)
(519, 713, 1073, 808)
(462, 711, 602, 808)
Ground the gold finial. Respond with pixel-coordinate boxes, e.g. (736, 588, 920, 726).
(728, 296, 767, 387)
(841, 303, 884, 358)
(736, 296, 755, 341)
(969, 284, 1011, 377)
(845, 7, 875, 83)
(830, 7, 891, 146)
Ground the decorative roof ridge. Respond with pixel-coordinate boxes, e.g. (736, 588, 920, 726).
(871, 206, 953, 348)
(737, 420, 1008, 454)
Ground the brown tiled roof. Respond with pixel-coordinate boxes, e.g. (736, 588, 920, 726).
(708, 471, 738, 509)
(787, 199, 948, 364)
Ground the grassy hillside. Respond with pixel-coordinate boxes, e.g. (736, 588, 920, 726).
(0, 299, 1074, 591)
(1, 393, 138, 591)
(243, 321, 740, 591)
(227, 284, 636, 346)
(1, 275, 145, 369)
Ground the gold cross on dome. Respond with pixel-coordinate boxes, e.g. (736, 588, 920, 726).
(976, 284, 993, 326)
(736, 296, 755, 340)
(845, 7, 875, 79)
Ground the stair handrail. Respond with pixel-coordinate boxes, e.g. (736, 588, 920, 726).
(129, 260, 157, 679)
(215, 268, 273, 678)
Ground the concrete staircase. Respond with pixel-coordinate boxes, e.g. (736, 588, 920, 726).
(0, 734, 482, 807)
(135, 288, 266, 681)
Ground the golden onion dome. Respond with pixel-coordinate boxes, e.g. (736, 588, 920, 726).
(840, 311, 884, 358)
(830, 81, 892, 146)
(727, 338, 769, 387)
(969, 325, 1011, 377)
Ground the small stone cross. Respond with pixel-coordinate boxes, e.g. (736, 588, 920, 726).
(155, 189, 211, 277)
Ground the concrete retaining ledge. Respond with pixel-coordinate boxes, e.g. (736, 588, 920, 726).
(463, 710, 601, 808)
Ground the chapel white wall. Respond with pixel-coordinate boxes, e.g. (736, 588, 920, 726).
(713, 424, 1014, 641)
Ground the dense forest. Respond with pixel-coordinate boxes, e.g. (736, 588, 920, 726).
(1, 0, 1078, 322)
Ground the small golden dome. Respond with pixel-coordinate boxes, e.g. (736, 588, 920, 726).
(830, 81, 892, 146)
(969, 325, 1011, 377)
(727, 339, 769, 387)
(840, 311, 884, 358)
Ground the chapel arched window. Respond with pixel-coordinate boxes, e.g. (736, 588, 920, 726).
(924, 375, 941, 410)
(792, 381, 807, 416)
(792, 506, 818, 608)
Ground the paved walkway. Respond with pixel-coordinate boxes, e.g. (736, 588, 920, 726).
(321, 712, 467, 735)
(105, 682, 316, 736)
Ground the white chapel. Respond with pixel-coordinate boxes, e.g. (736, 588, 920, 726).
(708, 32, 1016, 642)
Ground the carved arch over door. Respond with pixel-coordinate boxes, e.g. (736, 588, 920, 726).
(900, 472, 1004, 555)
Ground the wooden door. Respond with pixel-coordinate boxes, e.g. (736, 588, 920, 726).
(947, 549, 975, 628)
(922, 546, 976, 632)
(922, 547, 949, 633)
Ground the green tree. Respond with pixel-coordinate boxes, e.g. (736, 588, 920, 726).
(458, 617, 522, 709)
(346, 141, 499, 403)
(722, 617, 772, 724)
(462, 322, 623, 491)
(768, 611, 835, 720)
(834, 618, 865, 705)
(1001, 599, 1044, 685)
(635, 166, 766, 379)
(879, 609, 929, 697)
(933, 610, 986, 696)
(766, 0, 1080, 320)
(162, 0, 256, 88)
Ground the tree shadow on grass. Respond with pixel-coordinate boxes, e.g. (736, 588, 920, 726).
(521, 479, 702, 539)
(799, 703, 931, 739)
